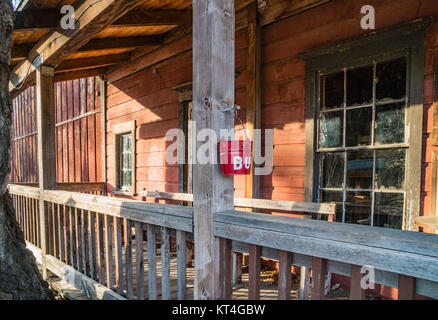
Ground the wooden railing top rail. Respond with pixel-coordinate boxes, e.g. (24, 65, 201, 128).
(8, 184, 193, 232)
(10, 182, 105, 193)
(214, 210, 438, 285)
(140, 190, 336, 216)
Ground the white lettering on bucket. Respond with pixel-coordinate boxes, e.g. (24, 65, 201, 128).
(233, 156, 243, 170)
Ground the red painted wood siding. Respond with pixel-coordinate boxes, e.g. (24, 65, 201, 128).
(10, 77, 102, 183)
(11, 87, 38, 183)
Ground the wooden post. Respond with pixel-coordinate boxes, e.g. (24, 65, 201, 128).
(99, 76, 107, 195)
(36, 65, 56, 279)
(192, 0, 235, 300)
(245, 1, 261, 201)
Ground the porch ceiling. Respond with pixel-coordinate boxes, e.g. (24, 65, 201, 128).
(10, 0, 331, 98)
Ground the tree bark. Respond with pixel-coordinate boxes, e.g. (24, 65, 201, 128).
(0, 0, 53, 300)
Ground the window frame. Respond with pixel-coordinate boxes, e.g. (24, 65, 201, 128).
(300, 18, 432, 231)
(112, 120, 136, 196)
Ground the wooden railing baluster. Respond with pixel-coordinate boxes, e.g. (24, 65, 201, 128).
(124, 219, 134, 299)
(249, 244, 261, 300)
(114, 216, 124, 295)
(278, 250, 292, 300)
(76, 208, 83, 273)
(311, 257, 327, 300)
(147, 224, 157, 300)
(105, 214, 114, 290)
(398, 275, 416, 300)
(176, 230, 187, 300)
(219, 237, 232, 300)
(97, 213, 105, 284)
(161, 227, 171, 300)
(88, 211, 97, 280)
(135, 222, 144, 300)
(350, 265, 366, 300)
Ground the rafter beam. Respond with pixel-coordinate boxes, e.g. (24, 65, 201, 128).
(56, 53, 130, 72)
(10, 0, 145, 93)
(77, 36, 162, 53)
(13, 9, 60, 32)
(113, 9, 192, 27)
(13, 9, 192, 32)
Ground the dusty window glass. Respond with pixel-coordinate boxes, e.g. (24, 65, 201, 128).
(376, 58, 407, 101)
(346, 150, 373, 189)
(317, 57, 408, 230)
(319, 111, 343, 148)
(119, 133, 133, 191)
(375, 102, 405, 145)
(321, 152, 344, 188)
(375, 148, 405, 190)
(321, 191, 343, 222)
(320, 71, 344, 110)
(374, 193, 404, 229)
(346, 107, 372, 146)
(347, 66, 373, 106)
(345, 191, 371, 225)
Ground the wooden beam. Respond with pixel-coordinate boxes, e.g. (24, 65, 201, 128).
(56, 54, 130, 72)
(12, 43, 34, 60)
(113, 9, 192, 27)
(100, 77, 107, 195)
(9, 0, 146, 93)
(36, 65, 56, 279)
(54, 68, 107, 82)
(192, 0, 235, 300)
(245, 2, 261, 202)
(13, 9, 192, 32)
(77, 36, 162, 53)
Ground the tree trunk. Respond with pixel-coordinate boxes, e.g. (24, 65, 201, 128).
(0, 0, 53, 300)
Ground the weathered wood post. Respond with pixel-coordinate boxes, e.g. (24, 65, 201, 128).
(36, 65, 56, 279)
(192, 0, 235, 299)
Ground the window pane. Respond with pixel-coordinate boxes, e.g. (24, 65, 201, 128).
(346, 107, 372, 146)
(376, 58, 407, 101)
(375, 102, 405, 145)
(321, 152, 344, 188)
(346, 150, 373, 189)
(347, 66, 373, 106)
(345, 191, 371, 225)
(319, 111, 343, 148)
(374, 192, 403, 229)
(320, 72, 344, 110)
(321, 191, 343, 222)
(375, 149, 405, 190)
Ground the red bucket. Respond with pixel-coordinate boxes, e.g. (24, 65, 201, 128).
(218, 138, 252, 175)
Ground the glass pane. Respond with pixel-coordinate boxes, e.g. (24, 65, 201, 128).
(374, 192, 403, 229)
(321, 191, 343, 222)
(376, 58, 407, 101)
(320, 72, 344, 110)
(321, 152, 344, 188)
(346, 150, 373, 189)
(346, 107, 372, 146)
(345, 191, 371, 225)
(347, 66, 373, 106)
(375, 149, 405, 190)
(319, 111, 343, 148)
(375, 102, 405, 145)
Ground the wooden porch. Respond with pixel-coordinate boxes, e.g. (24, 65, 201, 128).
(8, 183, 438, 300)
(7, 0, 438, 301)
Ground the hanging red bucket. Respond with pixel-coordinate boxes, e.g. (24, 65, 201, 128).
(218, 138, 252, 175)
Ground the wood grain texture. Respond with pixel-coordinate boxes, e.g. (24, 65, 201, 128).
(192, 0, 236, 300)
(248, 244, 261, 299)
(278, 250, 291, 300)
(350, 265, 366, 300)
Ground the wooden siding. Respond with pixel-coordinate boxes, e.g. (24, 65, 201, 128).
(10, 77, 102, 184)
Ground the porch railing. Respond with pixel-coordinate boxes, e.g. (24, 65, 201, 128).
(215, 210, 438, 300)
(8, 183, 192, 300)
(8, 184, 438, 300)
